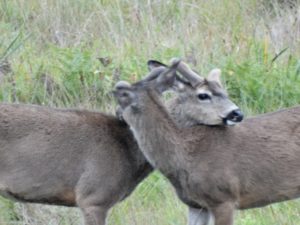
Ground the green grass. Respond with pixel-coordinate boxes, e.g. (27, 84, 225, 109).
(0, 0, 300, 224)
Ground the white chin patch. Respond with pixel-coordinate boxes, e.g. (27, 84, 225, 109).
(226, 120, 238, 126)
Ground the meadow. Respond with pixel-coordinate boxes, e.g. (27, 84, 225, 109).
(0, 0, 300, 224)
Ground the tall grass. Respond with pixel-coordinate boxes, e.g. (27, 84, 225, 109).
(0, 0, 300, 224)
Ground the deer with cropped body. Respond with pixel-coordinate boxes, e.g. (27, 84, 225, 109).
(0, 60, 242, 225)
(114, 60, 300, 225)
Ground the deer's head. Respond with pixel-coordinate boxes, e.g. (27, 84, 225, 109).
(151, 59, 243, 126)
(114, 59, 243, 126)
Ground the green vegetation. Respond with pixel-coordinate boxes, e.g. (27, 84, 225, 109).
(0, 0, 300, 224)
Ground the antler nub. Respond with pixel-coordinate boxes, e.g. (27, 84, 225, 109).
(114, 81, 131, 90)
(169, 58, 181, 69)
(170, 58, 204, 87)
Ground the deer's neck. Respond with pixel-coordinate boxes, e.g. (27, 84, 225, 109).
(123, 90, 183, 174)
(166, 98, 193, 128)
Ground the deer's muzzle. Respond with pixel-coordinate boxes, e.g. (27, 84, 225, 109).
(223, 109, 244, 125)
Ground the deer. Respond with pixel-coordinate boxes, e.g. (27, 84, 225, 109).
(0, 60, 242, 225)
(114, 59, 300, 225)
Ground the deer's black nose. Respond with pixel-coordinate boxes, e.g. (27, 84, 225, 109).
(226, 109, 244, 123)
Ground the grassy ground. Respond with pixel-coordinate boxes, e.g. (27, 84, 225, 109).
(0, 0, 300, 224)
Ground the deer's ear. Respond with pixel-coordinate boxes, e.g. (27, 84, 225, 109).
(113, 81, 136, 109)
(155, 59, 180, 93)
(207, 69, 222, 86)
(147, 60, 168, 71)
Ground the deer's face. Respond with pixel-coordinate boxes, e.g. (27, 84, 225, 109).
(147, 59, 243, 126)
(174, 78, 242, 126)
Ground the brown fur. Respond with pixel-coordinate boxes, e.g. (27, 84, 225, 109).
(115, 72, 300, 225)
(0, 75, 237, 225)
(0, 60, 241, 225)
(0, 103, 152, 225)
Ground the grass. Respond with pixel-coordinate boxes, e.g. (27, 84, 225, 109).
(0, 0, 300, 224)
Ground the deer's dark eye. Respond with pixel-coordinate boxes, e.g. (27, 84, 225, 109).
(197, 93, 211, 100)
